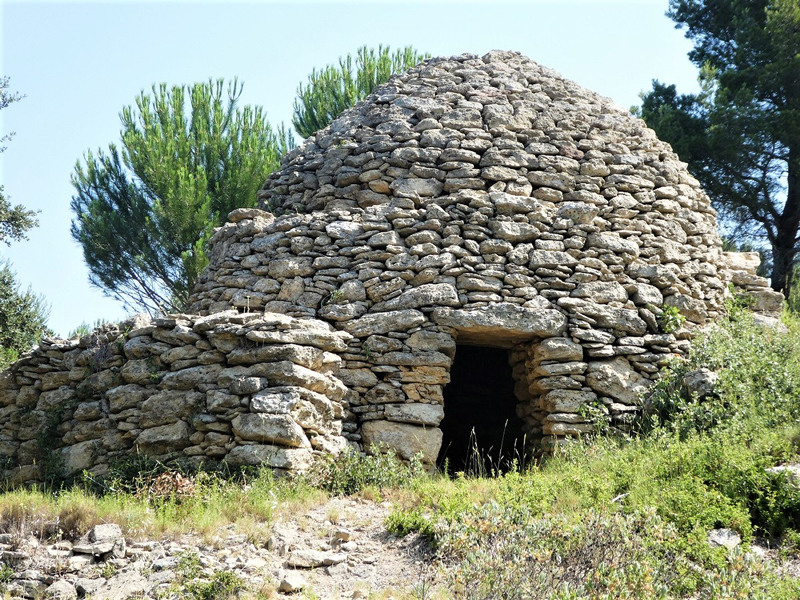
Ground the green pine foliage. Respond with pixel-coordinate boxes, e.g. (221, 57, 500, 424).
(0, 261, 50, 368)
(292, 45, 429, 138)
(70, 79, 294, 314)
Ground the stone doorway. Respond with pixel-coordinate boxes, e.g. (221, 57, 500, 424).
(437, 345, 527, 475)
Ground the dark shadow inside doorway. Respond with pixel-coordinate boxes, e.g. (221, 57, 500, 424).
(437, 345, 527, 475)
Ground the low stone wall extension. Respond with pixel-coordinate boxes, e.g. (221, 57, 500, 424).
(0, 312, 350, 485)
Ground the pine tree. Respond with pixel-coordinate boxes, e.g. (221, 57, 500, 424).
(638, 0, 800, 296)
(71, 79, 293, 313)
(293, 45, 429, 138)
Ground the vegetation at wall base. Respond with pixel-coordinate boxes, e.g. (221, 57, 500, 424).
(386, 310, 800, 597)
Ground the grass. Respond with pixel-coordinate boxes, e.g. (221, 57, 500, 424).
(3, 308, 800, 598)
(0, 466, 328, 546)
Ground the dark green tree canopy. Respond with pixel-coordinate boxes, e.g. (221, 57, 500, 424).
(639, 0, 800, 296)
(292, 45, 430, 138)
(71, 79, 292, 313)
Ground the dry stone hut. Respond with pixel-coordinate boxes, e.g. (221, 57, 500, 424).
(0, 51, 783, 484)
(188, 50, 780, 468)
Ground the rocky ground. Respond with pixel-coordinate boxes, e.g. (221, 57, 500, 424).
(0, 498, 442, 599)
(4, 490, 800, 599)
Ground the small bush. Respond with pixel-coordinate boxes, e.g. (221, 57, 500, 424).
(302, 447, 425, 496)
(172, 551, 244, 599)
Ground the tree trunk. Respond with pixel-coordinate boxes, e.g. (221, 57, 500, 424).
(771, 150, 800, 297)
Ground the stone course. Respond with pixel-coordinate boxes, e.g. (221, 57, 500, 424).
(0, 51, 785, 481)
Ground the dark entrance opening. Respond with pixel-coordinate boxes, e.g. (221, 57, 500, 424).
(437, 345, 527, 475)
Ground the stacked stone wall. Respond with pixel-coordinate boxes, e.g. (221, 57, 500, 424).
(0, 312, 350, 485)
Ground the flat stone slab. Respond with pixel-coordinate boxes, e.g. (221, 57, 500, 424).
(432, 303, 567, 347)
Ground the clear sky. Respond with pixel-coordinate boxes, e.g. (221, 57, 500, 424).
(0, 0, 700, 337)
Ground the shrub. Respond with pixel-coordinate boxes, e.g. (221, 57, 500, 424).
(302, 447, 425, 496)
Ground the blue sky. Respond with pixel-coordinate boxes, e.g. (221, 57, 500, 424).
(0, 0, 700, 337)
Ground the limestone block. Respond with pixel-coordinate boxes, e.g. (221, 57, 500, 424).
(159, 365, 223, 390)
(206, 390, 241, 413)
(490, 221, 540, 243)
(37, 386, 75, 411)
(379, 283, 460, 310)
(534, 337, 583, 362)
(227, 344, 325, 369)
(406, 331, 456, 359)
(542, 422, 595, 435)
(152, 325, 201, 346)
(267, 257, 314, 279)
(541, 390, 598, 413)
(244, 329, 350, 353)
(391, 178, 444, 198)
(60, 440, 99, 476)
(529, 250, 578, 269)
(121, 359, 159, 385)
(572, 281, 628, 304)
(41, 372, 71, 392)
(586, 358, 650, 405)
(587, 232, 640, 256)
(136, 420, 191, 454)
(491, 192, 538, 215)
(247, 361, 347, 401)
(365, 383, 405, 404)
(362, 421, 442, 464)
(229, 376, 267, 395)
(682, 368, 718, 399)
(723, 251, 761, 273)
(750, 288, 784, 313)
(338, 368, 379, 388)
(566, 301, 648, 335)
(632, 283, 663, 306)
(140, 391, 204, 428)
(106, 384, 148, 412)
(341, 309, 426, 337)
(161, 345, 200, 364)
(225, 444, 313, 470)
(325, 221, 364, 239)
(557, 202, 599, 224)
(73, 402, 101, 421)
(664, 294, 708, 324)
(319, 302, 368, 321)
(432, 303, 567, 346)
(378, 351, 451, 367)
(232, 414, 309, 448)
(385, 403, 444, 426)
